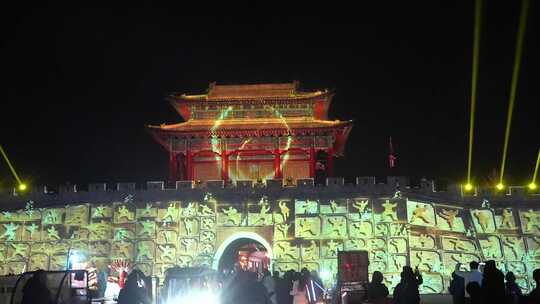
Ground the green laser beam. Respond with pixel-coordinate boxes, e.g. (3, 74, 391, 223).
(499, 0, 530, 184)
(467, 0, 482, 184)
(532, 148, 540, 184)
(0, 145, 23, 185)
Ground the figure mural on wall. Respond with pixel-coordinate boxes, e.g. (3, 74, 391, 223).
(277, 223, 290, 239)
(163, 203, 179, 222)
(139, 220, 155, 238)
(390, 223, 407, 236)
(183, 203, 197, 218)
(199, 204, 214, 216)
(418, 233, 433, 249)
(115, 229, 129, 241)
(502, 237, 521, 259)
(298, 218, 316, 236)
(141, 203, 154, 217)
(43, 210, 60, 224)
(447, 238, 468, 252)
(381, 200, 398, 221)
(254, 203, 270, 225)
(177, 255, 192, 267)
(25, 223, 39, 240)
(183, 218, 195, 235)
(275, 242, 297, 260)
(326, 240, 340, 257)
(279, 201, 290, 221)
(117, 206, 134, 221)
(303, 240, 318, 260)
(160, 230, 175, 244)
(201, 218, 215, 230)
(92, 206, 107, 218)
(10, 243, 27, 260)
(389, 255, 406, 272)
(352, 200, 369, 215)
(410, 204, 431, 224)
(200, 231, 215, 243)
(87, 220, 110, 240)
(46, 226, 61, 240)
(137, 242, 153, 260)
(439, 209, 459, 229)
(66, 206, 87, 225)
(481, 236, 502, 259)
(30, 254, 48, 270)
(114, 243, 132, 259)
(2, 192, 540, 294)
(501, 208, 514, 229)
(158, 245, 176, 263)
(474, 210, 491, 232)
(181, 238, 195, 252)
(523, 210, 540, 232)
(389, 238, 406, 253)
(200, 243, 213, 255)
(330, 200, 338, 213)
(327, 217, 345, 237)
(1, 223, 19, 241)
(222, 206, 241, 225)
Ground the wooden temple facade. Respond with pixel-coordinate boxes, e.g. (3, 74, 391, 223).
(147, 82, 353, 183)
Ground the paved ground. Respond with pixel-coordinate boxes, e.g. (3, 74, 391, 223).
(419, 294, 453, 304)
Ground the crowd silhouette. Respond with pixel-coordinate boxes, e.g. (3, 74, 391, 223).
(220, 266, 325, 304)
(448, 260, 540, 304)
(18, 261, 540, 304)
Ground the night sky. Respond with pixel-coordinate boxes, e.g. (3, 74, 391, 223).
(1, 3, 538, 189)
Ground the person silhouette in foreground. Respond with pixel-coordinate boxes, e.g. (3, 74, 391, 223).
(21, 270, 53, 304)
(117, 270, 151, 304)
(504, 271, 522, 304)
(448, 271, 465, 304)
(481, 260, 505, 304)
(290, 271, 309, 304)
(465, 281, 483, 304)
(527, 268, 540, 303)
(454, 261, 483, 303)
(393, 266, 422, 304)
(367, 271, 389, 304)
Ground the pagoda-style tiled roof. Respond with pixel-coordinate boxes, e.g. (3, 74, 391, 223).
(168, 82, 334, 121)
(147, 118, 353, 155)
(173, 81, 328, 101)
(148, 118, 351, 134)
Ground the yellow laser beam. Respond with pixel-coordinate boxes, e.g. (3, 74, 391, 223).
(467, 0, 482, 185)
(0, 144, 24, 186)
(530, 148, 540, 188)
(499, 0, 530, 184)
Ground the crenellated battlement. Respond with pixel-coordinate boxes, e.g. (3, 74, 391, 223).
(1, 177, 538, 211)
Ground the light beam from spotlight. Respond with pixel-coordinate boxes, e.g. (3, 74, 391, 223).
(466, 0, 482, 187)
(0, 145, 26, 190)
(499, 0, 530, 185)
(530, 148, 540, 191)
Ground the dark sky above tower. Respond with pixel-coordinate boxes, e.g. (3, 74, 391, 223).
(0, 3, 538, 188)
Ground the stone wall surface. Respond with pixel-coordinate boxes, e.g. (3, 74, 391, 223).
(0, 183, 539, 294)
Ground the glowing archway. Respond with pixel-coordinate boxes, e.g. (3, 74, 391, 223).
(212, 232, 273, 271)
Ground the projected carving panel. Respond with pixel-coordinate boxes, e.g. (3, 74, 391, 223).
(1, 195, 539, 294)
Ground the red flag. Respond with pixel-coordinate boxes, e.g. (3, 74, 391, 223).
(389, 136, 396, 168)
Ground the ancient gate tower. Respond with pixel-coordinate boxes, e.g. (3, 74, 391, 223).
(147, 82, 353, 183)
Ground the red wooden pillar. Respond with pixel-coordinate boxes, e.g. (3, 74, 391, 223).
(274, 149, 281, 178)
(169, 152, 178, 182)
(186, 150, 193, 180)
(327, 147, 334, 177)
(309, 147, 316, 178)
(221, 152, 229, 182)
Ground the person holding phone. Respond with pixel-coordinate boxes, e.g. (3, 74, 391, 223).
(454, 262, 483, 303)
